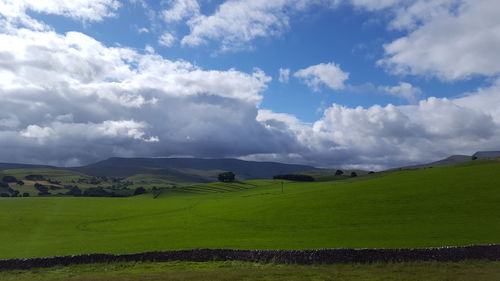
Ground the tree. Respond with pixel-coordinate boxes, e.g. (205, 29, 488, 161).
(66, 186, 82, 196)
(22, 192, 30, 197)
(218, 172, 235, 182)
(134, 187, 147, 195)
(335, 170, 344, 176)
(2, 176, 18, 183)
(351, 172, 358, 177)
(83, 187, 110, 197)
(273, 174, 314, 182)
(25, 174, 44, 181)
(34, 183, 49, 193)
(38, 191, 51, 196)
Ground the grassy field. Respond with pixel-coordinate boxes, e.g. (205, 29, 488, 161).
(1, 261, 499, 281)
(0, 161, 499, 259)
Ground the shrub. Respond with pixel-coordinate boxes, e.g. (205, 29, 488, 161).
(34, 183, 49, 193)
(218, 172, 236, 182)
(2, 176, 18, 183)
(351, 172, 358, 177)
(134, 187, 147, 195)
(273, 174, 314, 182)
(66, 186, 82, 196)
(83, 187, 111, 197)
(25, 175, 45, 181)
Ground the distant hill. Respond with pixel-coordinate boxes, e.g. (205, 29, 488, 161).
(69, 157, 319, 180)
(0, 163, 56, 170)
(394, 155, 473, 171)
(473, 151, 500, 159)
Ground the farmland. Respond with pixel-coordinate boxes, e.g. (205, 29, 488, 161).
(1, 160, 499, 259)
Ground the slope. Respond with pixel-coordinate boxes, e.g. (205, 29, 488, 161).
(0, 161, 499, 259)
(71, 157, 318, 179)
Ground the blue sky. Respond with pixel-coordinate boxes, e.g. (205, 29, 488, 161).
(33, 0, 485, 122)
(1, 0, 499, 169)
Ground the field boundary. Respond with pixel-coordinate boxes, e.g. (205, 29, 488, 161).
(1, 245, 499, 270)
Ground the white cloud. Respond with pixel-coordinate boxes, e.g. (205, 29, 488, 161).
(348, 0, 404, 11)
(0, 24, 284, 165)
(379, 82, 422, 103)
(387, 0, 459, 31)
(278, 68, 290, 83)
(0, 0, 120, 30)
(294, 62, 349, 92)
(181, 0, 290, 50)
(180, 0, 340, 51)
(162, 0, 200, 23)
(2, 0, 500, 171)
(158, 32, 176, 47)
(253, 80, 500, 169)
(379, 0, 500, 81)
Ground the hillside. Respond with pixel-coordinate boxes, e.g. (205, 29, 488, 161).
(473, 151, 500, 159)
(70, 157, 318, 179)
(1, 160, 499, 259)
(0, 163, 56, 170)
(393, 155, 473, 170)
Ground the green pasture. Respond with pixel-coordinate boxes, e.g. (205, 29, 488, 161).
(1, 161, 499, 259)
(1, 261, 499, 281)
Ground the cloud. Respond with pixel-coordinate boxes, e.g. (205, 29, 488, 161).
(278, 68, 290, 83)
(158, 32, 176, 47)
(348, 0, 404, 11)
(252, 80, 500, 169)
(0, 25, 282, 166)
(379, 0, 500, 80)
(294, 62, 349, 92)
(0, 0, 120, 30)
(179, 0, 340, 51)
(137, 27, 149, 34)
(162, 0, 200, 23)
(2, 0, 500, 171)
(379, 82, 422, 103)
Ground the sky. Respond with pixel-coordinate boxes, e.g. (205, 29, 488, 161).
(0, 0, 499, 170)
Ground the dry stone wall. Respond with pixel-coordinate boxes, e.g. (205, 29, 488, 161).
(1, 245, 499, 270)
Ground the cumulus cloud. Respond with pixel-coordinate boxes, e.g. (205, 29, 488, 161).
(162, 0, 200, 23)
(0, 24, 281, 165)
(379, 82, 422, 103)
(179, 0, 340, 51)
(379, 0, 500, 80)
(252, 81, 500, 169)
(278, 68, 290, 83)
(1, 0, 500, 171)
(294, 62, 349, 92)
(0, 0, 120, 30)
(158, 32, 176, 47)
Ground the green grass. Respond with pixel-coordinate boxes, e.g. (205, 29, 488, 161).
(1, 261, 499, 281)
(1, 168, 89, 182)
(1, 162, 500, 259)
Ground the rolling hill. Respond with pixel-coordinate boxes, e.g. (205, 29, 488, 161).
(69, 157, 318, 179)
(1, 159, 499, 259)
(393, 155, 473, 170)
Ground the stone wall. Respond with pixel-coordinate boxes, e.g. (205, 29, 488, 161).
(1, 244, 499, 270)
